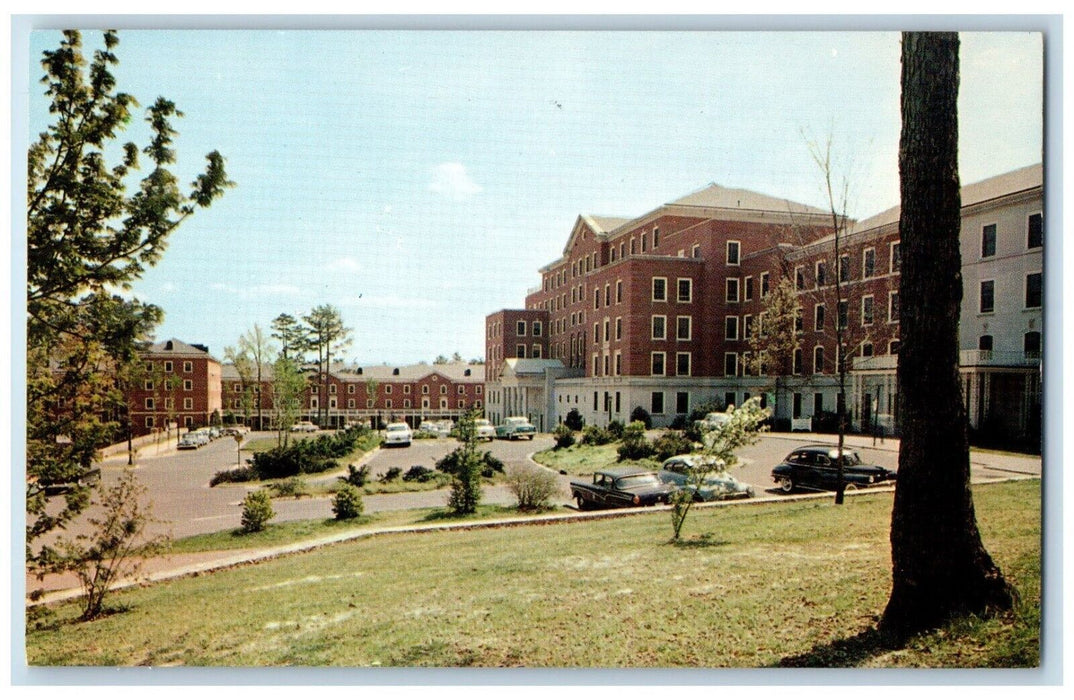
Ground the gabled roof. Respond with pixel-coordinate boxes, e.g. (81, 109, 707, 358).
(144, 338, 219, 362)
(667, 183, 831, 216)
(560, 214, 630, 256)
(502, 358, 565, 376)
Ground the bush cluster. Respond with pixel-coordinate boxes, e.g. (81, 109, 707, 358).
(650, 430, 695, 461)
(212, 427, 370, 486)
(380, 466, 402, 482)
(209, 466, 256, 487)
(564, 408, 585, 431)
(580, 424, 614, 446)
(338, 464, 370, 488)
(436, 448, 504, 478)
(629, 407, 653, 429)
(617, 421, 655, 461)
(505, 465, 561, 511)
(332, 484, 364, 520)
(240, 491, 275, 533)
(552, 423, 576, 450)
(268, 477, 307, 498)
(403, 465, 437, 482)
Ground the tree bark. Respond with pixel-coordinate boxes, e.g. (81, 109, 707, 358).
(880, 32, 1016, 641)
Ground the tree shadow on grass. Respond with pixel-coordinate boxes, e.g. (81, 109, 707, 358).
(670, 533, 732, 549)
(775, 626, 898, 667)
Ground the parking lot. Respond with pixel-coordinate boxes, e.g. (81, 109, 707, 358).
(78, 428, 1042, 544)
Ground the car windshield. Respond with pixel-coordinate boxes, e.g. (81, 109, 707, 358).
(387, 425, 408, 432)
(616, 474, 660, 488)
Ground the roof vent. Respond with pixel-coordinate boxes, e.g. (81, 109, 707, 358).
(392, 368, 400, 376)
(165, 340, 174, 351)
(464, 369, 471, 376)
(356, 367, 363, 375)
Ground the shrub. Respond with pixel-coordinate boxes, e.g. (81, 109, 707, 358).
(240, 491, 275, 533)
(210, 466, 256, 487)
(269, 477, 307, 498)
(403, 465, 436, 482)
(564, 408, 585, 431)
(630, 406, 653, 429)
(552, 423, 576, 449)
(380, 467, 402, 482)
(607, 420, 625, 440)
(338, 464, 370, 488)
(437, 448, 503, 477)
(651, 429, 695, 461)
(505, 465, 561, 511)
(617, 421, 654, 461)
(332, 484, 364, 520)
(581, 424, 614, 446)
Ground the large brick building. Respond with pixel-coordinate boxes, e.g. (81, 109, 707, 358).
(486, 164, 1043, 446)
(128, 339, 223, 435)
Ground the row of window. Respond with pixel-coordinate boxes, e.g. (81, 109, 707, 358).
(145, 360, 196, 374)
(979, 272, 1042, 313)
(144, 379, 195, 391)
(144, 397, 195, 410)
(979, 212, 1043, 258)
(795, 242, 901, 291)
(978, 331, 1042, 356)
(228, 382, 483, 396)
(252, 397, 483, 411)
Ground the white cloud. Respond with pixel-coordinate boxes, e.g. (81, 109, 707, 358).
(428, 162, 482, 201)
(252, 284, 302, 297)
(328, 257, 362, 273)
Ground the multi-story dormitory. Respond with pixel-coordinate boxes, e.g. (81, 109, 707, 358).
(128, 342, 484, 437)
(485, 164, 1042, 448)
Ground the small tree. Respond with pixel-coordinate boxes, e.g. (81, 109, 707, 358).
(447, 410, 483, 514)
(744, 275, 802, 424)
(332, 484, 364, 520)
(271, 355, 307, 446)
(552, 423, 576, 449)
(240, 491, 275, 533)
(669, 398, 769, 540)
(505, 465, 561, 511)
(564, 408, 584, 431)
(617, 421, 654, 461)
(47, 470, 170, 620)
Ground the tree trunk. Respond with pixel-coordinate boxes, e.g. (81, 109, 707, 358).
(880, 32, 1015, 640)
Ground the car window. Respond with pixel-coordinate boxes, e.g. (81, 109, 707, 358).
(616, 474, 660, 489)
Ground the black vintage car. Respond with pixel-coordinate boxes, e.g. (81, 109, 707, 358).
(570, 467, 676, 510)
(771, 445, 896, 494)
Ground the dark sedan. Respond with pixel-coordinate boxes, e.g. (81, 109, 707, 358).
(771, 445, 896, 494)
(570, 467, 676, 510)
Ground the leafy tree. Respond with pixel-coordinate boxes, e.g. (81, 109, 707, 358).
(26, 30, 230, 572)
(447, 410, 483, 514)
(669, 398, 768, 540)
(223, 343, 255, 427)
(238, 324, 275, 430)
(743, 275, 801, 422)
(45, 470, 170, 619)
(332, 484, 364, 520)
(240, 491, 275, 534)
(564, 408, 584, 431)
(303, 304, 352, 427)
(270, 355, 307, 446)
(880, 31, 1015, 640)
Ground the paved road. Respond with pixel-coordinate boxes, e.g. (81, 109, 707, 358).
(82, 429, 1041, 543)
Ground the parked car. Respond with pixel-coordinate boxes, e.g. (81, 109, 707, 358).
(473, 419, 496, 441)
(208, 426, 222, 439)
(570, 467, 676, 510)
(695, 411, 732, 432)
(191, 429, 211, 446)
(658, 455, 755, 501)
(178, 433, 201, 450)
(496, 416, 537, 440)
(771, 445, 897, 493)
(290, 421, 318, 433)
(38, 467, 102, 495)
(383, 422, 413, 447)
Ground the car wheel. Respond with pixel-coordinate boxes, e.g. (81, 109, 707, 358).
(575, 496, 589, 511)
(778, 477, 794, 493)
(746, 487, 756, 499)
(844, 483, 858, 492)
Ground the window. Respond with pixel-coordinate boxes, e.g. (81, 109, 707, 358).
(614, 352, 621, 375)
(183, 379, 193, 391)
(653, 227, 660, 247)
(725, 316, 739, 340)
(889, 291, 900, 323)
(184, 361, 193, 373)
(981, 224, 997, 258)
(861, 342, 874, 357)
(651, 315, 666, 340)
(676, 316, 692, 341)
(616, 280, 623, 303)
(839, 254, 851, 282)
(978, 335, 993, 351)
(793, 348, 803, 375)
(862, 295, 874, 326)
(760, 271, 770, 297)
(1024, 331, 1041, 358)
(615, 317, 623, 341)
(726, 278, 740, 303)
(815, 261, 827, 287)
(980, 280, 995, 313)
(1025, 272, 1042, 308)
(532, 344, 542, 358)
(533, 321, 542, 336)
(403, 385, 411, 394)
(795, 266, 805, 290)
(676, 391, 689, 414)
(814, 304, 825, 331)
(651, 392, 665, 415)
(795, 308, 803, 333)
(145, 380, 154, 391)
(603, 284, 610, 308)
(516, 344, 527, 358)
(837, 300, 849, 329)
(1028, 212, 1043, 249)
(594, 322, 600, 343)
(516, 320, 526, 336)
(652, 277, 667, 302)
(677, 278, 693, 303)
(651, 352, 666, 376)
(743, 314, 753, 339)
(890, 242, 901, 272)
(641, 233, 647, 252)
(723, 352, 738, 377)
(889, 340, 900, 355)
(184, 397, 193, 410)
(145, 397, 155, 410)
(744, 276, 754, 301)
(164, 361, 173, 373)
(863, 248, 876, 278)
(813, 346, 825, 374)
(726, 240, 741, 265)
(676, 352, 691, 377)
(692, 244, 701, 259)
(630, 238, 636, 255)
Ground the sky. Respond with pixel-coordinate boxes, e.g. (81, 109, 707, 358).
(19, 27, 1044, 367)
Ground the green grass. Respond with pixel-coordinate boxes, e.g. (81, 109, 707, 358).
(532, 442, 659, 475)
(26, 480, 1040, 668)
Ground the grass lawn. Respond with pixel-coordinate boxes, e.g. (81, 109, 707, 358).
(25, 480, 1040, 668)
(532, 442, 659, 475)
